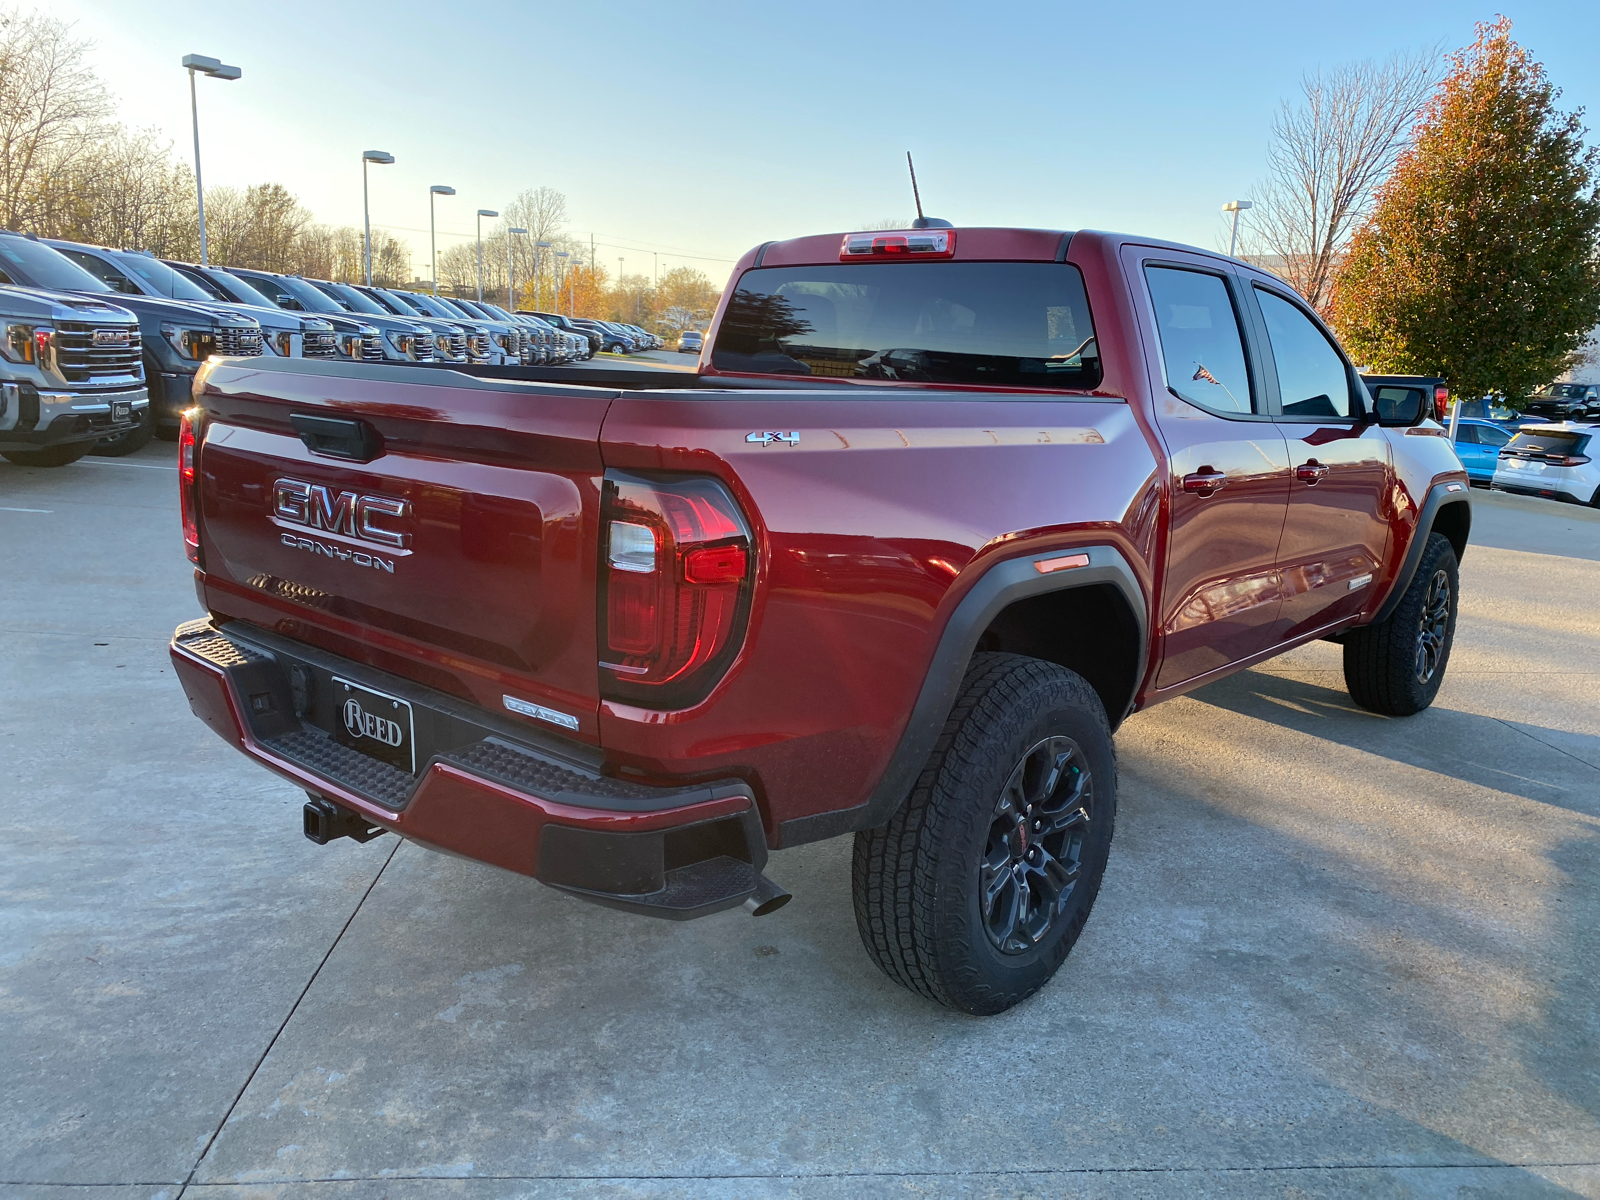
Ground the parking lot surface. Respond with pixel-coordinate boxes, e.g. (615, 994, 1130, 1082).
(2, 447, 1597, 1199)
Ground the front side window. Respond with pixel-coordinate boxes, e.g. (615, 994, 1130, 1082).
(1145, 266, 1254, 414)
(0, 239, 111, 291)
(712, 261, 1100, 390)
(1256, 288, 1355, 420)
(58, 249, 139, 295)
(113, 253, 212, 301)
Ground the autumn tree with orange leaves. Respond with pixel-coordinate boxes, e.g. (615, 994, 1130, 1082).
(1331, 18, 1600, 405)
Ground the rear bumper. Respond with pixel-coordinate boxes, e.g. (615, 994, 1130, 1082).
(1492, 480, 1593, 505)
(169, 618, 769, 919)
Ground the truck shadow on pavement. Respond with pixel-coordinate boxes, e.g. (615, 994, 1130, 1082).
(1185, 668, 1600, 818)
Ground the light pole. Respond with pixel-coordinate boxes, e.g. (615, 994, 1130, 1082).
(507, 227, 527, 309)
(361, 151, 394, 285)
(181, 54, 241, 265)
(554, 250, 568, 315)
(475, 209, 498, 301)
(1223, 200, 1253, 258)
(429, 185, 455, 296)
(533, 241, 551, 310)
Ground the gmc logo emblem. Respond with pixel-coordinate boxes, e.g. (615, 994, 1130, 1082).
(272, 477, 410, 549)
(93, 329, 131, 347)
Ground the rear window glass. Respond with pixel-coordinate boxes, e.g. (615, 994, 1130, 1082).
(711, 262, 1100, 390)
(1509, 430, 1589, 454)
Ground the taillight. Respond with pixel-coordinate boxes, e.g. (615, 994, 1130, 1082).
(1434, 385, 1449, 421)
(840, 229, 956, 260)
(599, 471, 754, 707)
(1559, 455, 1591, 467)
(179, 407, 201, 565)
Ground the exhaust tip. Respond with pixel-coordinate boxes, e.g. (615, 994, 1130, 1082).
(744, 873, 791, 917)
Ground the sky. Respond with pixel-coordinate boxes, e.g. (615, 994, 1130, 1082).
(47, 0, 1600, 288)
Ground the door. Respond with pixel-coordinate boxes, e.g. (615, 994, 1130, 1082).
(1250, 285, 1392, 640)
(1453, 421, 1510, 484)
(1129, 251, 1291, 689)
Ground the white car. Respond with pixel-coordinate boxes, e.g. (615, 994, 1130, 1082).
(1491, 422, 1600, 505)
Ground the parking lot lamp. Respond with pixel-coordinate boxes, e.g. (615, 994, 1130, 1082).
(534, 241, 551, 310)
(361, 151, 394, 286)
(1223, 199, 1253, 258)
(476, 209, 498, 302)
(507, 227, 527, 309)
(429, 185, 455, 295)
(182, 54, 241, 265)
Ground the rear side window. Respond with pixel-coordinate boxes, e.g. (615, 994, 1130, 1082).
(1478, 424, 1512, 447)
(1145, 266, 1254, 414)
(1256, 288, 1355, 419)
(711, 262, 1100, 390)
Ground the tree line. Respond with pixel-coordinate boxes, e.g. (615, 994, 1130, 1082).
(1242, 17, 1600, 405)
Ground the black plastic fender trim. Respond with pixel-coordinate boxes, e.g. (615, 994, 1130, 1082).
(774, 544, 1146, 849)
(1369, 481, 1471, 626)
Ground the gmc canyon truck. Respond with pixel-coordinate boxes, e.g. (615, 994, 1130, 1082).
(170, 226, 1470, 1014)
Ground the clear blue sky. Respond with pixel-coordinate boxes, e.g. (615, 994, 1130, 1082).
(53, 0, 1600, 285)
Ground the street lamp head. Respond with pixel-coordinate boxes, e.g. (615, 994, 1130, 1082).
(181, 53, 221, 73)
(555, 250, 569, 258)
(213, 65, 241, 81)
(477, 209, 498, 218)
(508, 227, 528, 236)
(430, 185, 456, 196)
(363, 151, 395, 165)
(535, 241, 552, 248)
(1222, 200, 1253, 213)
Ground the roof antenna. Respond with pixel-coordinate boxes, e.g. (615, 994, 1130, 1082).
(906, 152, 952, 230)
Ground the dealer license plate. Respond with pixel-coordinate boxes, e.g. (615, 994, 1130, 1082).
(330, 677, 415, 773)
(111, 400, 131, 422)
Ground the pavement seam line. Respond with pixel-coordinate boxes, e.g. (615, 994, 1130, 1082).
(174, 837, 402, 1198)
(159, 1160, 1600, 1185)
(1489, 715, 1600, 774)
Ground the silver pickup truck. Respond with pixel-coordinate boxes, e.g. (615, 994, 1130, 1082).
(0, 284, 147, 467)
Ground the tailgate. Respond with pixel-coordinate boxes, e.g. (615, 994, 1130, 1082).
(192, 359, 615, 741)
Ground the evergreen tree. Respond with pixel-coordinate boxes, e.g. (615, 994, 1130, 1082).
(1331, 18, 1600, 405)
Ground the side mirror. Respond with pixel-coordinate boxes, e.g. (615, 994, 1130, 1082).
(276, 294, 303, 311)
(1370, 385, 1427, 427)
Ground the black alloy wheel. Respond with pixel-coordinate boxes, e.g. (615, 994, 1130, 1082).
(1414, 568, 1451, 685)
(981, 736, 1093, 955)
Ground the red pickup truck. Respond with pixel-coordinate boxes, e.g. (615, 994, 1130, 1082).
(170, 226, 1470, 1014)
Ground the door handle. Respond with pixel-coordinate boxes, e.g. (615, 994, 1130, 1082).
(1181, 467, 1227, 496)
(1295, 459, 1329, 485)
(290, 413, 384, 463)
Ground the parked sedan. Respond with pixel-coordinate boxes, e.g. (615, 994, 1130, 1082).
(1492, 423, 1600, 505)
(1449, 418, 1514, 486)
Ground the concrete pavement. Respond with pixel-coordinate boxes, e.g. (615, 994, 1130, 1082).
(1, 450, 1596, 1198)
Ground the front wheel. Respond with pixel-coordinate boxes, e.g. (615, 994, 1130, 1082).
(2, 440, 93, 468)
(852, 653, 1116, 1015)
(1342, 532, 1459, 716)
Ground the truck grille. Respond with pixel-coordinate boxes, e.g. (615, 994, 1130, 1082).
(214, 326, 264, 357)
(447, 330, 467, 360)
(469, 331, 491, 361)
(53, 322, 144, 385)
(361, 331, 384, 362)
(302, 330, 339, 359)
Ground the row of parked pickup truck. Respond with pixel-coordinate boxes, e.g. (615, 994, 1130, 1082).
(0, 227, 620, 462)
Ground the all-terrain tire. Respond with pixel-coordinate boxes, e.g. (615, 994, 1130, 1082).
(91, 405, 154, 456)
(2, 440, 92, 467)
(852, 653, 1116, 1015)
(1343, 532, 1459, 716)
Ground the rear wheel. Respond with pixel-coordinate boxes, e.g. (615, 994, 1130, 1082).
(2, 440, 92, 468)
(1343, 533, 1459, 716)
(852, 653, 1116, 1015)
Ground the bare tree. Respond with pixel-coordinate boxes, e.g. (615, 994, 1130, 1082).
(502, 186, 568, 305)
(1240, 50, 1439, 315)
(861, 217, 913, 229)
(0, 8, 110, 230)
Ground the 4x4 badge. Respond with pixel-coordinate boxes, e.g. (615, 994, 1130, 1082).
(746, 431, 800, 446)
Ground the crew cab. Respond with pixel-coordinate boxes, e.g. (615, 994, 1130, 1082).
(169, 226, 1470, 1014)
